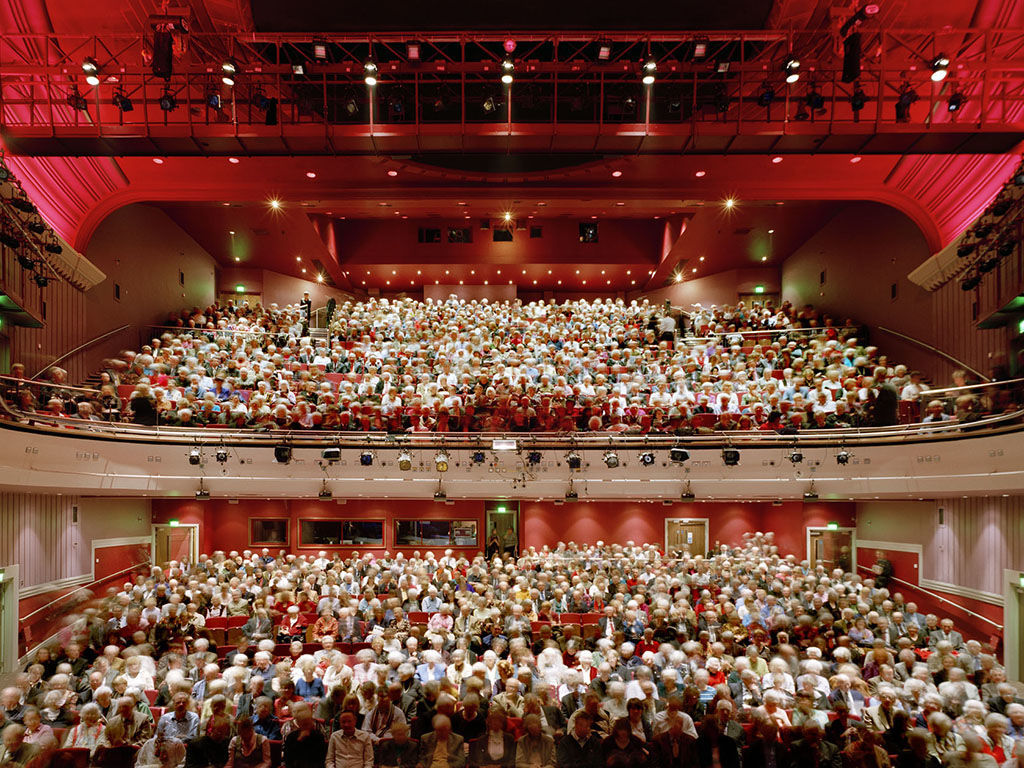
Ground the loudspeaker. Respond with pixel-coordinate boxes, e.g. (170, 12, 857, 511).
(151, 29, 174, 79)
(842, 33, 862, 83)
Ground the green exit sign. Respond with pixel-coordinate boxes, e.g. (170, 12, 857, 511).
(827, 521, 840, 530)
(754, 285, 765, 294)
(1018, 318, 1024, 336)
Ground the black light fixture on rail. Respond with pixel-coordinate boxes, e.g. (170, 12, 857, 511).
(274, 443, 292, 464)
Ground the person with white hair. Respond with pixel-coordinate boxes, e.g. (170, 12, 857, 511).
(415, 650, 446, 684)
(352, 650, 378, 686)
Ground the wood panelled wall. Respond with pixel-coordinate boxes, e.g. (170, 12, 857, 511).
(0, 492, 84, 590)
(926, 496, 1024, 596)
(8, 276, 88, 382)
(931, 276, 1011, 384)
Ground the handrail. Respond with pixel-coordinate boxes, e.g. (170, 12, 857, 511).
(680, 325, 860, 343)
(30, 324, 134, 380)
(0, 374, 101, 395)
(20, 561, 150, 622)
(148, 324, 275, 338)
(856, 564, 1003, 630)
(916, 378, 1024, 398)
(875, 326, 990, 383)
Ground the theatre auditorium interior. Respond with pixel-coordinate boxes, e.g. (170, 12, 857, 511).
(4, 0, 1024, 767)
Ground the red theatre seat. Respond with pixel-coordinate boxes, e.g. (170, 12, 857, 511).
(557, 613, 581, 625)
(408, 612, 429, 624)
(580, 614, 602, 625)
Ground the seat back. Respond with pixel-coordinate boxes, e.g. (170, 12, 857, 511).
(50, 748, 91, 768)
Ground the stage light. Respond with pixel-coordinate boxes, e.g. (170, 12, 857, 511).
(319, 483, 333, 500)
(639, 452, 656, 466)
(398, 451, 412, 471)
(724, 198, 736, 209)
(961, 274, 982, 291)
(406, 42, 420, 60)
(66, 89, 88, 111)
(992, 197, 1012, 216)
(997, 238, 1017, 258)
(9, 199, 35, 214)
(322, 447, 341, 461)
(188, 447, 201, 465)
(434, 489, 447, 502)
(0, 233, 21, 250)
(159, 91, 177, 112)
(364, 60, 378, 86)
(807, 87, 825, 113)
(788, 449, 804, 464)
(269, 199, 281, 210)
(471, 451, 486, 464)
(274, 444, 292, 464)
(670, 446, 690, 463)
(930, 54, 950, 82)
(359, 451, 375, 467)
(642, 59, 656, 85)
(836, 449, 851, 465)
(603, 451, 619, 468)
(850, 86, 867, 113)
(979, 255, 999, 274)
(957, 242, 975, 258)
(757, 82, 775, 107)
(526, 451, 542, 466)
(803, 483, 819, 501)
(215, 447, 228, 463)
(0, 165, 8, 182)
(434, 452, 449, 472)
(113, 90, 133, 112)
(82, 57, 100, 86)
(783, 55, 800, 84)
(566, 452, 581, 470)
(722, 448, 740, 466)
(680, 481, 695, 501)
(501, 57, 514, 85)
(1013, 165, 1024, 186)
(895, 84, 917, 122)
(27, 220, 45, 235)
(947, 92, 965, 112)
(196, 487, 210, 500)
(221, 60, 237, 86)
(44, 242, 63, 255)
(314, 42, 327, 60)
(254, 91, 271, 111)
(598, 43, 611, 60)
(975, 223, 993, 238)
(482, 96, 497, 113)
(33, 273, 49, 288)
(207, 92, 222, 109)
(291, 63, 306, 76)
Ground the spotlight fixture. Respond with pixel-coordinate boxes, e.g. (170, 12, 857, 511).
(274, 443, 292, 464)
(314, 42, 327, 60)
(895, 84, 918, 122)
(66, 88, 88, 111)
(82, 57, 100, 86)
(992, 197, 1012, 217)
(292, 63, 305, 76)
(806, 87, 825, 113)
(670, 446, 690, 463)
(603, 451, 619, 468)
(2, 233, 23, 251)
(526, 451, 542, 466)
(975, 223, 993, 238)
(957, 242, 976, 258)
(566, 452, 582, 470)
(997, 238, 1017, 258)
(836, 449, 851, 465)
(757, 81, 775, 107)
(359, 451, 375, 467)
(978, 255, 1000, 274)
(434, 489, 448, 502)
(158, 90, 177, 111)
(501, 57, 514, 85)
(788, 449, 804, 464)
(947, 91, 965, 112)
(850, 85, 867, 113)
(642, 58, 656, 85)
(364, 60, 378, 86)
(434, 452, 449, 472)
(207, 92, 222, 109)
(112, 90, 133, 112)
(33, 273, 49, 288)
(188, 447, 201, 466)
(598, 42, 612, 60)
(195, 486, 211, 500)
(722, 448, 740, 466)
(961, 273, 982, 291)
(0, 165, 8, 182)
(44, 242, 63, 255)
(397, 451, 412, 471)
(471, 451, 486, 464)
(321, 447, 340, 462)
(9, 199, 35, 214)
(565, 487, 579, 502)
(27, 220, 45, 235)
(681, 481, 694, 501)
(215, 447, 228, 463)
(783, 55, 800, 84)
(319, 481, 333, 500)
(930, 54, 950, 82)
(221, 60, 237, 86)
(803, 482, 819, 501)
(639, 452, 656, 466)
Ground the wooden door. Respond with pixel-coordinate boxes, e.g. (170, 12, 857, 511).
(666, 520, 707, 556)
(808, 529, 853, 571)
(154, 525, 194, 567)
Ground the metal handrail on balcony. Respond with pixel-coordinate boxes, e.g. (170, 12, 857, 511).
(30, 324, 134, 379)
(875, 327, 990, 383)
(20, 561, 150, 622)
(856, 565, 1003, 631)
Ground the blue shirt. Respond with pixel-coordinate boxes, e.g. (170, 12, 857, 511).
(157, 711, 199, 742)
(296, 677, 325, 701)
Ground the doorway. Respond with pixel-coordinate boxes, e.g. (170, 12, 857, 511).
(807, 527, 856, 572)
(152, 524, 199, 568)
(485, 502, 519, 559)
(0, 565, 17, 675)
(665, 518, 709, 556)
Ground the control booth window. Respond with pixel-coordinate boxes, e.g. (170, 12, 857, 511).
(250, 519, 289, 545)
(300, 520, 343, 547)
(343, 520, 384, 546)
(394, 520, 477, 547)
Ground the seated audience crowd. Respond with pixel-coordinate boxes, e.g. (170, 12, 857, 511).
(5, 297, 1010, 433)
(1, 531, 1019, 768)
